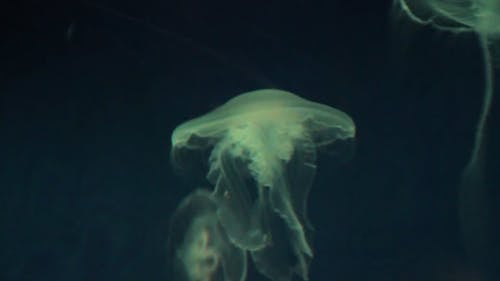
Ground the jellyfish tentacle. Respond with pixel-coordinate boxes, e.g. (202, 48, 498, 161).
(468, 33, 494, 167)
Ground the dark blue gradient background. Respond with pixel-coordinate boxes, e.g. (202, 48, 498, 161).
(1, 0, 499, 280)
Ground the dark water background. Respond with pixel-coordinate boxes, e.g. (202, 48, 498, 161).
(1, 0, 499, 280)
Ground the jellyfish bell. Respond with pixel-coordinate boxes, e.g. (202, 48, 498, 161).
(426, 0, 500, 36)
(171, 89, 355, 150)
(171, 90, 356, 165)
(395, 0, 500, 35)
(170, 89, 356, 281)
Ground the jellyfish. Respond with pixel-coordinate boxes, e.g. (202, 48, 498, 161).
(394, 0, 498, 167)
(169, 89, 356, 281)
(168, 189, 247, 281)
(394, 0, 498, 277)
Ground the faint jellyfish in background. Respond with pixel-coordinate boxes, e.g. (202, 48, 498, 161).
(394, 0, 499, 167)
(168, 189, 247, 281)
(169, 89, 356, 281)
(394, 0, 499, 278)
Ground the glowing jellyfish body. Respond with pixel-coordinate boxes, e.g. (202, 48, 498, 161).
(169, 89, 356, 281)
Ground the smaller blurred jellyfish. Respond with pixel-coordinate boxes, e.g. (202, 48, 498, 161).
(169, 89, 356, 281)
(168, 189, 247, 281)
